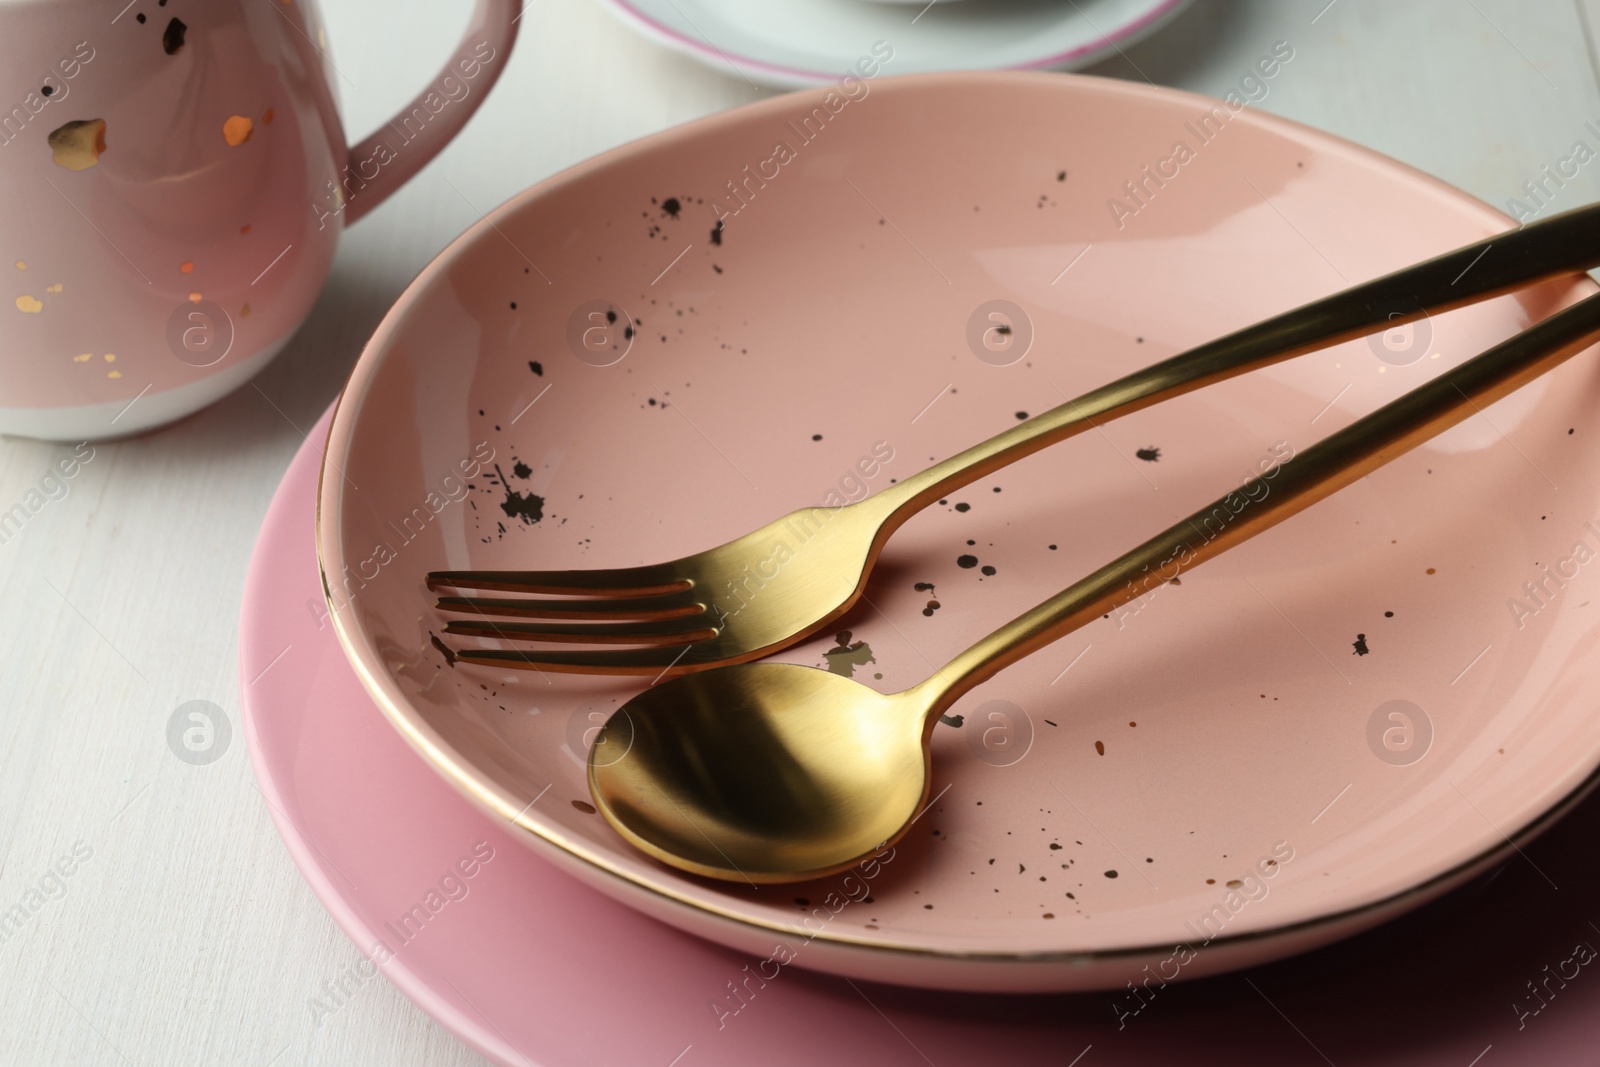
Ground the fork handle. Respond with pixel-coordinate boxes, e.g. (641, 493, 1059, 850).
(909, 289, 1600, 709)
(864, 200, 1600, 532)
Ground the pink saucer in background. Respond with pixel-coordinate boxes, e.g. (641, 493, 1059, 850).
(244, 405, 1600, 1066)
(596, 0, 1193, 88)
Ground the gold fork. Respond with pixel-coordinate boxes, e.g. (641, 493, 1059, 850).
(431, 201, 1600, 676)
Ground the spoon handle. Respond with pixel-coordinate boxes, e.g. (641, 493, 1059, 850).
(911, 289, 1600, 710)
(865, 200, 1600, 532)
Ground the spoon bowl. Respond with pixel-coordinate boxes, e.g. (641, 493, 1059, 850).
(589, 664, 933, 882)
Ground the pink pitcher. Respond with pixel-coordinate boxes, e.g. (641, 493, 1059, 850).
(0, 0, 520, 440)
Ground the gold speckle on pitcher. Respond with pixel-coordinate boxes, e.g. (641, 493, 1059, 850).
(46, 283, 62, 293)
(222, 115, 253, 147)
(240, 303, 251, 317)
(107, 369, 122, 379)
(15, 295, 42, 313)
(188, 291, 202, 303)
(15, 261, 25, 270)
(180, 261, 194, 274)
(72, 353, 92, 362)
(103, 354, 116, 363)
(47, 118, 107, 171)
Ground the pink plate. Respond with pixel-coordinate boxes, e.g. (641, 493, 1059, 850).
(246, 405, 1600, 1065)
(315, 72, 1600, 991)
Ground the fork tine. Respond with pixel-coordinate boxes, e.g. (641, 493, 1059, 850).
(435, 594, 703, 620)
(427, 566, 690, 597)
(442, 616, 717, 645)
(454, 645, 704, 674)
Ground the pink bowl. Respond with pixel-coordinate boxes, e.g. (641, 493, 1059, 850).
(316, 70, 1600, 992)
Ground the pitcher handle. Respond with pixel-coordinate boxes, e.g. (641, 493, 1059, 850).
(341, 0, 520, 226)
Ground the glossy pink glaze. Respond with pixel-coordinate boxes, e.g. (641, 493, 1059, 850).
(248, 405, 1600, 1064)
(317, 72, 1600, 991)
(0, 0, 519, 439)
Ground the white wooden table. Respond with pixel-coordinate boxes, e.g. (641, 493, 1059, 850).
(4, 1, 1600, 1063)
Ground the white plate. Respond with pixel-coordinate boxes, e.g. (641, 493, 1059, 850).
(598, 0, 1194, 88)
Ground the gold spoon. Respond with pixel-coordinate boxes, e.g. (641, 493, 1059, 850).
(589, 289, 1600, 883)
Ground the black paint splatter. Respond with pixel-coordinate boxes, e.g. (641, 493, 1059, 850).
(572, 799, 597, 814)
(823, 630, 875, 676)
(939, 714, 964, 728)
(512, 459, 531, 479)
(495, 463, 545, 524)
(710, 219, 723, 245)
(980, 565, 996, 577)
(528, 360, 543, 376)
(662, 197, 681, 218)
(1352, 633, 1369, 656)
(954, 502, 970, 512)
(1136, 446, 1161, 462)
(162, 17, 186, 54)
(957, 554, 978, 569)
